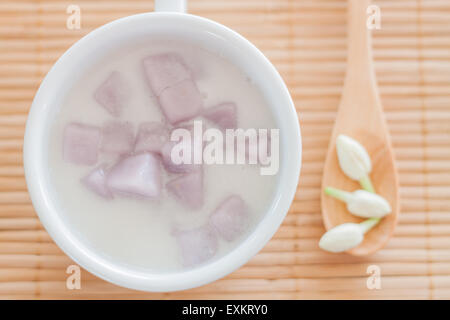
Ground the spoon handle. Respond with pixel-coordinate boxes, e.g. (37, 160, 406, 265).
(340, 0, 383, 123)
(346, 0, 374, 74)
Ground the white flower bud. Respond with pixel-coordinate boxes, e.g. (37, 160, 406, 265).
(347, 190, 391, 218)
(336, 134, 371, 181)
(325, 187, 391, 218)
(319, 218, 379, 253)
(319, 223, 364, 253)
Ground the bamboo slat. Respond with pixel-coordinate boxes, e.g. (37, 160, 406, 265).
(0, 0, 449, 300)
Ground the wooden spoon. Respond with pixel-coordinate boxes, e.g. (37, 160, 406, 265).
(320, 0, 399, 256)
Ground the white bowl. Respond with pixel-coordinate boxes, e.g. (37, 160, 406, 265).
(23, 11, 302, 292)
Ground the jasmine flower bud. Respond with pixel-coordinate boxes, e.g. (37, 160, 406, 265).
(319, 218, 379, 253)
(324, 187, 391, 218)
(336, 134, 374, 192)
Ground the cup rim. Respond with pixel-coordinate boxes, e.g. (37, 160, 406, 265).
(24, 12, 302, 292)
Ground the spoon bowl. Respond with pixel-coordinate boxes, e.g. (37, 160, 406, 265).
(321, 0, 399, 256)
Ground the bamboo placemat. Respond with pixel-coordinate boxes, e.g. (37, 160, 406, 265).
(1, 0, 450, 300)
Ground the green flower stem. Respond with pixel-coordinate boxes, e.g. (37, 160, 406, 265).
(359, 175, 375, 193)
(359, 217, 380, 234)
(324, 187, 352, 203)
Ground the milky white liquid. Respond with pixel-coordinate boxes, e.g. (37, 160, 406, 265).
(48, 38, 278, 272)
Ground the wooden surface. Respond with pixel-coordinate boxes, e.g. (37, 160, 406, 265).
(1, 0, 450, 299)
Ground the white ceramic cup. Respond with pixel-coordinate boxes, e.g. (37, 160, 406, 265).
(23, 0, 302, 292)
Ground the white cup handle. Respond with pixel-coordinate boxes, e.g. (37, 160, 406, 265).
(155, 0, 187, 13)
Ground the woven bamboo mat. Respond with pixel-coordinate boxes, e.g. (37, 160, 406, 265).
(0, 0, 449, 300)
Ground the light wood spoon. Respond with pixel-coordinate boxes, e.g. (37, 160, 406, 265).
(321, 0, 399, 256)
